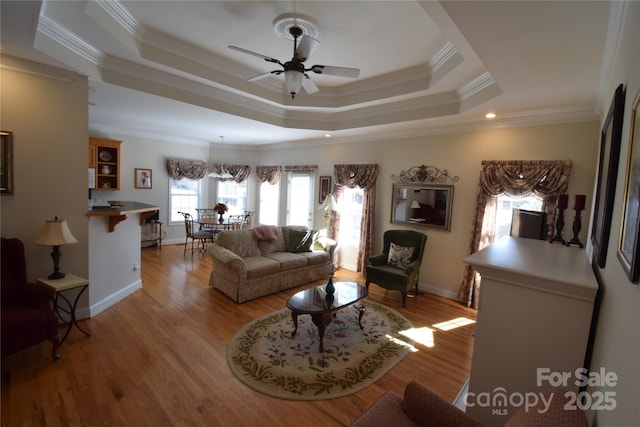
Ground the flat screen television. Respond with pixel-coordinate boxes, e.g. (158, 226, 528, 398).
(510, 208, 547, 240)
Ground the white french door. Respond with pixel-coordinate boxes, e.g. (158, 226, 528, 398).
(286, 172, 313, 227)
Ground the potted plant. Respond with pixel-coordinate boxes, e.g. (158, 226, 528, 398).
(214, 202, 228, 224)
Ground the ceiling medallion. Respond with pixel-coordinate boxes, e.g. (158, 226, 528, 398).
(272, 13, 318, 41)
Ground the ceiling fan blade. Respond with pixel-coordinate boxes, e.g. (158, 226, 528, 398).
(248, 71, 278, 82)
(295, 36, 320, 62)
(301, 75, 319, 94)
(228, 46, 281, 64)
(309, 65, 360, 78)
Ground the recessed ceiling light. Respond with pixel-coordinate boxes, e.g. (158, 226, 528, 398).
(485, 112, 497, 119)
(324, 133, 332, 138)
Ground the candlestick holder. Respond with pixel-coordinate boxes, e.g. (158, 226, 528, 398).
(549, 207, 566, 244)
(565, 207, 584, 248)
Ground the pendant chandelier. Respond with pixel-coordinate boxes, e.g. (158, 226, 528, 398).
(208, 136, 233, 179)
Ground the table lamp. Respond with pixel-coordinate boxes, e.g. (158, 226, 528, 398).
(411, 200, 421, 217)
(318, 193, 335, 229)
(35, 216, 78, 279)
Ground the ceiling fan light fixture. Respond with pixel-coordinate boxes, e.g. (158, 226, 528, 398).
(285, 69, 303, 98)
(209, 136, 233, 179)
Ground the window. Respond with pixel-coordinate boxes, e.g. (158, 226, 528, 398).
(286, 172, 313, 227)
(338, 187, 364, 245)
(217, 180, 247, 215)
(493, 193, 543, 240)
(169, 178, 201, 223)
(259, 181, 280, 226)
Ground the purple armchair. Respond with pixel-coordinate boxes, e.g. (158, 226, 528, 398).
(1, 238, 60, 360)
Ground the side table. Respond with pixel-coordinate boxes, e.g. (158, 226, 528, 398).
(38, 274, 91, 345)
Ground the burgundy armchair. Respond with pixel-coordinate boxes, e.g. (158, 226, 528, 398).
(1, 238, 60, 360)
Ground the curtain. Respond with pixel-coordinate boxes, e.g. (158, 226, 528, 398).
(333, 164, 379, 272)
(166, 159, 208, 180)
(256, 166, 282, 184)
(458, 160, 572, 308)
(210, 164, 251, 183)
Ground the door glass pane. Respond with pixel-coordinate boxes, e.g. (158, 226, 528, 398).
(287, 173, 312, 227)
(259, 181, 279, 226)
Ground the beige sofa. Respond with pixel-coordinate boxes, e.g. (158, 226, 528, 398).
(207, 226, 335, 303)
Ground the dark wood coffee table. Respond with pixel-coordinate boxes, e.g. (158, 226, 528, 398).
(286, 281, 368, 352)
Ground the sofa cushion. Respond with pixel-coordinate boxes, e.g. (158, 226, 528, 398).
(244, 256, 280, 279)
(264, 252, 307, 270)
(403, 380, 480, 427)
(285, 229, 316, 253)
(298, 250, 330, 266)
(258, 230, 287, 255)
(216, 230, 260, 257)
(349, 392, 418, 427)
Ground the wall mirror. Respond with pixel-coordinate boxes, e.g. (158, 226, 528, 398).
(391, 183, 454, 231)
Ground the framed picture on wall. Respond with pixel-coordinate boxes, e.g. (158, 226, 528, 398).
(591, 84, 625, 269)
(618, 89, 640, 283)
(1, 131, 13, 194)
(319, 176, 331, 204)
(135, 168, 152, 189)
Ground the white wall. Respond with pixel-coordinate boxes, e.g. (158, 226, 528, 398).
(257, 121, 599, 298)
(88, 132, 211, 244)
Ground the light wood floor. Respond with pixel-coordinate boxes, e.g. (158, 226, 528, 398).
(1, 244, 477, 426)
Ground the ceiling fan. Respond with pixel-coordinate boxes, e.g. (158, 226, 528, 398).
(229, 26, 360, 99)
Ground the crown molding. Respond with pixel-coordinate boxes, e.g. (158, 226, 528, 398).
(37, 15, 103, 65)
(93, 0, 139, 37)
(0, 54, 79, 82)
(259, 106, 599, 150)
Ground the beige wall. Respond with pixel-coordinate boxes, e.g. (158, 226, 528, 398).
(586, 2, 640, 425)
(257, 121, 599, 298)
(0, 65, 88, 284)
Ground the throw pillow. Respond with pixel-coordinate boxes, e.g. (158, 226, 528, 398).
(286, 229, 315, 253)
(252, 225, 279, 241)
(387, 242, 415, 269)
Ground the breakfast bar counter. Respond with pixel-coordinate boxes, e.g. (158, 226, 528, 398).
(87, 201, 159, 233)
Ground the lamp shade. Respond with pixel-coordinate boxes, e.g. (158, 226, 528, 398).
(35, 217, 78, 246)
(411, 200, 421, 209)
(285, 70, 303, 96)
(208, 165, 233, 179)
(318, 194, 331, 211)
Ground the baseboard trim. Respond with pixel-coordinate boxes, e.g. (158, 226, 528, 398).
(418, 283, 459, 301)
(84, 279, 142, 318)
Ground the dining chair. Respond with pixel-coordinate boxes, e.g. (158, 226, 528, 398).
(178, 212, 213, 255)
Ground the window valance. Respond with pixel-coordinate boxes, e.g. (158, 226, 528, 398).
(256, 166, 282, 184)
(479, 160, 572, 198)
(166, 159, 208, 180)
(284, 165, 317, 173)
(334, 164, 379, 190)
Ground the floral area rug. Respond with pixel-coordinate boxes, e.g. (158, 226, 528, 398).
(227, 301, 415, 400)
